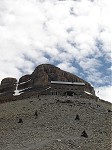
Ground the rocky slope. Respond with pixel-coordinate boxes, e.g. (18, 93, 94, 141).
(0, 95, 111, 150)
(0, 64, 95, 98)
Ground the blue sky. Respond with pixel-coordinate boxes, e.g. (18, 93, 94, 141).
(0, 0, 111, 102)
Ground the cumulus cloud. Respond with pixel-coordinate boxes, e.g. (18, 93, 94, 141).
(0, 0, 111, 101)
(95, 86, 112, 103)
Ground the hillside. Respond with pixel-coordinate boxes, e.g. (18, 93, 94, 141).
(0, 64, 111, 150)
(0, 95, 111, 150)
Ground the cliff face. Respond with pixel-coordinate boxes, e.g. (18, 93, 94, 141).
(0, 64, 95, 96)
(0, 78, 17, 96)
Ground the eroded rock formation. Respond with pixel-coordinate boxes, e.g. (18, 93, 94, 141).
(0, 64, 95, 96)
(0, 78, 17, 96)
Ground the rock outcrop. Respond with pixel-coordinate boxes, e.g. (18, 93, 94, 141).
(0, 64, 95, 97)
(0, 78, 17, 96)
(1, 78, 17, 85)
(19, 75, 31, 84)
(30, 64, 95, 94)
(18, 75, 32, 91)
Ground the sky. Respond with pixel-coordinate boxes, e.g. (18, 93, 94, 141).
(0, 0, 111, 102)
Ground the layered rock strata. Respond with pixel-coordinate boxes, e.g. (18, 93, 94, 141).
(0, 64, 95, 97)
(0, 78, 17, 96)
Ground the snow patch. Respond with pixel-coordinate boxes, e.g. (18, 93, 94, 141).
(13, 82, 32, 96)
(19, 79, 31, 85)
(45, 87, 51, 90)
(21, 87, 32, 92)
(13, 83, 22, 96)
(84, 91, 93, 95)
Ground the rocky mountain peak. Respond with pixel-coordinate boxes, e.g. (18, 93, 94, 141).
(0, 64, 95, 98)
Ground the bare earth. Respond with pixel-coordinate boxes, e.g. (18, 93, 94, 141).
(0, 95, 111, 150)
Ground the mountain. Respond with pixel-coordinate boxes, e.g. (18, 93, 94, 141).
(0, 64, 111, 150)
(0, 64, 95, 101)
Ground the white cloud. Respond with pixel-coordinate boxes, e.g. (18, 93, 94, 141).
(79, 58, 101, 70)
(95, 86, 112, 103)
(57, 62, 78, 73)
(0, 0, 111, 102)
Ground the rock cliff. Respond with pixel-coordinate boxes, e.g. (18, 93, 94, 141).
(0, 64, 95, 97)
(0, 78, 17, 96)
